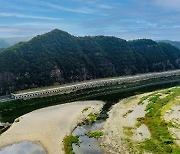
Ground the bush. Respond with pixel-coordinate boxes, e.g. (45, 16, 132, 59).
(87, 113, 97, 122)
(86, 131, 104, 139)
(63, 135, 79, 154)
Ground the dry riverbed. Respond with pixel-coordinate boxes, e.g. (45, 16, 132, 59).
(0, 101, 104, 154)
(102, 87, 180, 153)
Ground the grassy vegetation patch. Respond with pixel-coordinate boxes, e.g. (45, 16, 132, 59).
(87, 113, 97, 123)
(123, 110, 133, 118)
(168, 121, 180, 129)
(138, 92, 159, 105)
(123, 126, 134, 137)
(63, 135, 79, 154)
(145, 94, 161, 111)
(136, 117, 146, 128)
(124, 138, 141, 153)
(163, 89, 172, 95)
(138, 95, 150, 105)
(86, 131, 104, 139)
(137, 88, 180, 153)
(82, 107, 90, 113)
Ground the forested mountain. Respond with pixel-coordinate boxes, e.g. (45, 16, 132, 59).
(157, 40, 180, 49)
(0, 29, 180, 95)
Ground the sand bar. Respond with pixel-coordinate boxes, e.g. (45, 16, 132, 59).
(0, 101, 104, 154)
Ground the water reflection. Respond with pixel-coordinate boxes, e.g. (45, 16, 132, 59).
(0, 141, 46, 154)
(72, 120, 104, 154)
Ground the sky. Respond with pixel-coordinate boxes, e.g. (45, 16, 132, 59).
(0, 0, 180, 40)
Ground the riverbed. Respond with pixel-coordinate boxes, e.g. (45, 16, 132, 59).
(0, 80, 180, 153)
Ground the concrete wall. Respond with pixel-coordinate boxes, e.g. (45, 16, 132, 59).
(11, 70, 180, 100)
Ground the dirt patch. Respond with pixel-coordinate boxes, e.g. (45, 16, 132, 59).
(132, 124, 151, 141)
(164, 104, 180, 145)
(102, 93, 152, 153)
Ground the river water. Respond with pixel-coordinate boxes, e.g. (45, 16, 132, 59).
(0, 141, 46, 154)
(72, 120, 104, 154)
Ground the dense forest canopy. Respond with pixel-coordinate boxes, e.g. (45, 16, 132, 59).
(0, 29, 180, 95)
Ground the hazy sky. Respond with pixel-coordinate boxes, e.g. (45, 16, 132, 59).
(0, 0, 180, 40)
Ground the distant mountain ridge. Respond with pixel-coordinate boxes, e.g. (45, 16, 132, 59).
(157, 40, 180, 49)
(0, 36, 32, 48)
(0, 39, 10, 48)
(0, 29, 180, 95)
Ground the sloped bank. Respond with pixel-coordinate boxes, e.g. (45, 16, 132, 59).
(102, 87, 180, 153)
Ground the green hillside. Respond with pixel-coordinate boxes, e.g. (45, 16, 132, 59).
(0, 29, 180, 95)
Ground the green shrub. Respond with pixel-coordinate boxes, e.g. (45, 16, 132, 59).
(63, 135, 79, 154)
(138, 95, 149, 105)
(87, 113, 97, 122)
(86, 131, 104, 139)
(82, 107, 90, 113)
(123, 110, 133, 117)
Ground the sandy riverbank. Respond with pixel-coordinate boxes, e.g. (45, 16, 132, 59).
(101, 87, 180, 153)
(0, 101, 104, 154)
(101, 93, 152, 154)
(164, 96, 180, 145)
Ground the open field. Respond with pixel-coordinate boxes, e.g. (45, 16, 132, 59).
(0, 101, 104, 154)
(102, 87, 180, 153)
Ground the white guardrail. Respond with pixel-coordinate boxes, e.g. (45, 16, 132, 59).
(11, 69, 180, 100)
